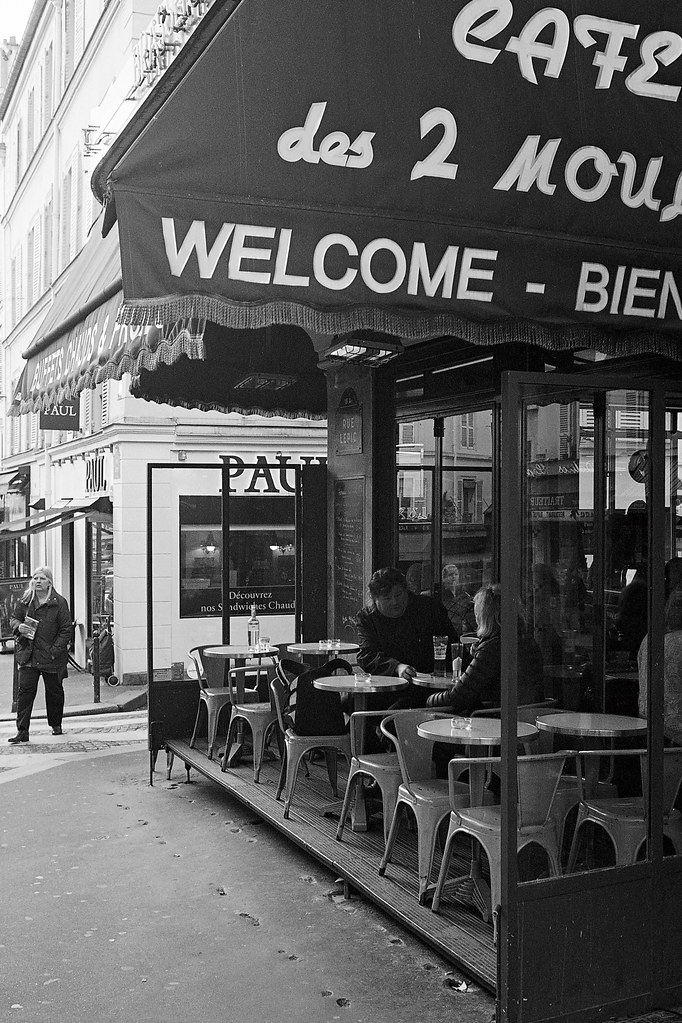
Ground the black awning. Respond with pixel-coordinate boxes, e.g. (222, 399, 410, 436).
(130, 321, 326, 419)
(0, 497, 112, 539)
(92, 0, 682, 358)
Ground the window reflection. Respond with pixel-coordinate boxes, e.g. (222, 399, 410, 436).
(396, 411, 493, 603)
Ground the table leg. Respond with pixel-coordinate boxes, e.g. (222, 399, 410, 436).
(350, 693, 368, 832)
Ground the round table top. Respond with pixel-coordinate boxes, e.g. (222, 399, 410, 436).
(313, 674, 408, 695)
(287, 641, 359, 654)
(202, 645, 279, 658)
(536, 711, 647, 738)
(412, 672, 455, 689)
(460, 635, 478, 646)
(417, 717, 538, 745)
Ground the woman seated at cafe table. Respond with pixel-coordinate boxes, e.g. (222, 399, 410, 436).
(356, 566, 458, 709)
(426, 584, 544, 715)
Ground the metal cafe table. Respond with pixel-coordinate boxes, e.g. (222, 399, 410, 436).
(416, 716, 539, 919)
(535, 711, 647, 795)
(287, 641, 360, 665)
(313, 673, 407, 831)
(202, 643, 280, 674)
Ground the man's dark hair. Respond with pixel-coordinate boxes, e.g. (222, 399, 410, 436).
(368, 567, 408, 600)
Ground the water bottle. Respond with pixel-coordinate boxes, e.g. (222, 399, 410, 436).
(451, 642, 463, 681)
(247, 604, 260, 651)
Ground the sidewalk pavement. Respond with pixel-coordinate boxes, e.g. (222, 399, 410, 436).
(0, 644, 146, 723)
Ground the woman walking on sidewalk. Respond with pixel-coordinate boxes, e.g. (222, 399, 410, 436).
(8, 567, 73, 743)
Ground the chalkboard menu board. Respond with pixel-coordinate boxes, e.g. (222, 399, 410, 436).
(333, 478, 365, 639)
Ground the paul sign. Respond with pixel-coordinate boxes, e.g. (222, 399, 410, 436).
(39, 401, 80, 430)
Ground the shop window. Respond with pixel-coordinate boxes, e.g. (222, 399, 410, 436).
(397, 410, 493, 600)
(179, 495, 296, 619)
(90, 519, 114, 622)
(460, 413, 475, 448)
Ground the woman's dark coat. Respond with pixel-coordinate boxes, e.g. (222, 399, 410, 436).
(10, 591, 73, 676)
(426, 629, 544, 714)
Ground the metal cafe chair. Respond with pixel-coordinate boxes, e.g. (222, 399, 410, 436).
(567, 747, 682, 871)
(378, 709, 472, 905)
(432, 750, 576, 937)
(187, 646, 234, 760)
(220, 665, 279, 783)
(336, 709, 403, 847)
(269, 659, 352, 819)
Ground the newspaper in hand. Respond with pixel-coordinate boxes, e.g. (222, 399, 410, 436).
(24, 616, 39, 640)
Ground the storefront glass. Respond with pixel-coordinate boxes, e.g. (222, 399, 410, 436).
(90, 518, 114, 623)
(512, 379, 677, 882)
(179, 494, 295, 618)
(397, 411, 494, 611)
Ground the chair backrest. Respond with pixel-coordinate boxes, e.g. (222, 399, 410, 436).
(187, 645, 226, 689)
(380, 709, 450, 790)
(227, 664, 274, 705)
(517, 751, 574, 829)
(640, 748, 682, 820)
(270, 674, 292, 733)
(447, 750, 575, 828)
(471, 699, 557, 719)
(187, 647, 206, 687)
(293, 659, 351, 737)
(188, 646, 226, 691)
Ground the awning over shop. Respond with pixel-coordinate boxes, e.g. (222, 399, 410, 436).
(12, 212, 325, 420)
(0, 470, 30, 500)
(0, 497, 112, 540)
(10, 223, 204, 416)
(92, 0, 682, 359)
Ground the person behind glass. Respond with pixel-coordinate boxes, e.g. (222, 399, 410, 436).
(441, 563, 477, 636)
(637, 588, 682, 746)
(426, 584, 544, 714)
(8, 567, 73, 743)
(615, 569, 648, 660)
(356, 566, 458, 709)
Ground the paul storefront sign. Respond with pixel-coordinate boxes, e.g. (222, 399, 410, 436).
(39, 401, 80, 430)
(98, 0, 682, 355)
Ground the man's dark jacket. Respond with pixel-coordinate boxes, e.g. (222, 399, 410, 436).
(356, 592, 457, 676)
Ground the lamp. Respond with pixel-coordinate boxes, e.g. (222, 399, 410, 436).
(322, 332, 402, 367)
(202, 531, 217, 554)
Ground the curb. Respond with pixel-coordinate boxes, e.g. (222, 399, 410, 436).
(0, 690, 147, 724)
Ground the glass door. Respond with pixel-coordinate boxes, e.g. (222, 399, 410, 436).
(498, 370, 679, 1023)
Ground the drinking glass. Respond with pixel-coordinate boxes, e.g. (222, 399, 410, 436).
(433, 635, 448, 677)
(259, 636, 271, 652)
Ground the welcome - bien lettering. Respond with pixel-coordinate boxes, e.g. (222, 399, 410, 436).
(161, 218, 497, 303)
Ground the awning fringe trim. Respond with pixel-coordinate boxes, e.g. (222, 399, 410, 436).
(116, 295, 682, 360)
(11, 325, 204, 416)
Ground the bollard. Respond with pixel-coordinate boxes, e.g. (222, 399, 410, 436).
(92, 620, 101, 704)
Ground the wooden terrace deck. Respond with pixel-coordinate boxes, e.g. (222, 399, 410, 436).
(162, 737, 498, 992)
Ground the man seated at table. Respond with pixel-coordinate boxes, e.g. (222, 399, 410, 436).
(356, 566, 458, 709)
(426, 584, 544, 715)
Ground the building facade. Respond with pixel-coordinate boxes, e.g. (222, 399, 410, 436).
(0, 0, 326, 680)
